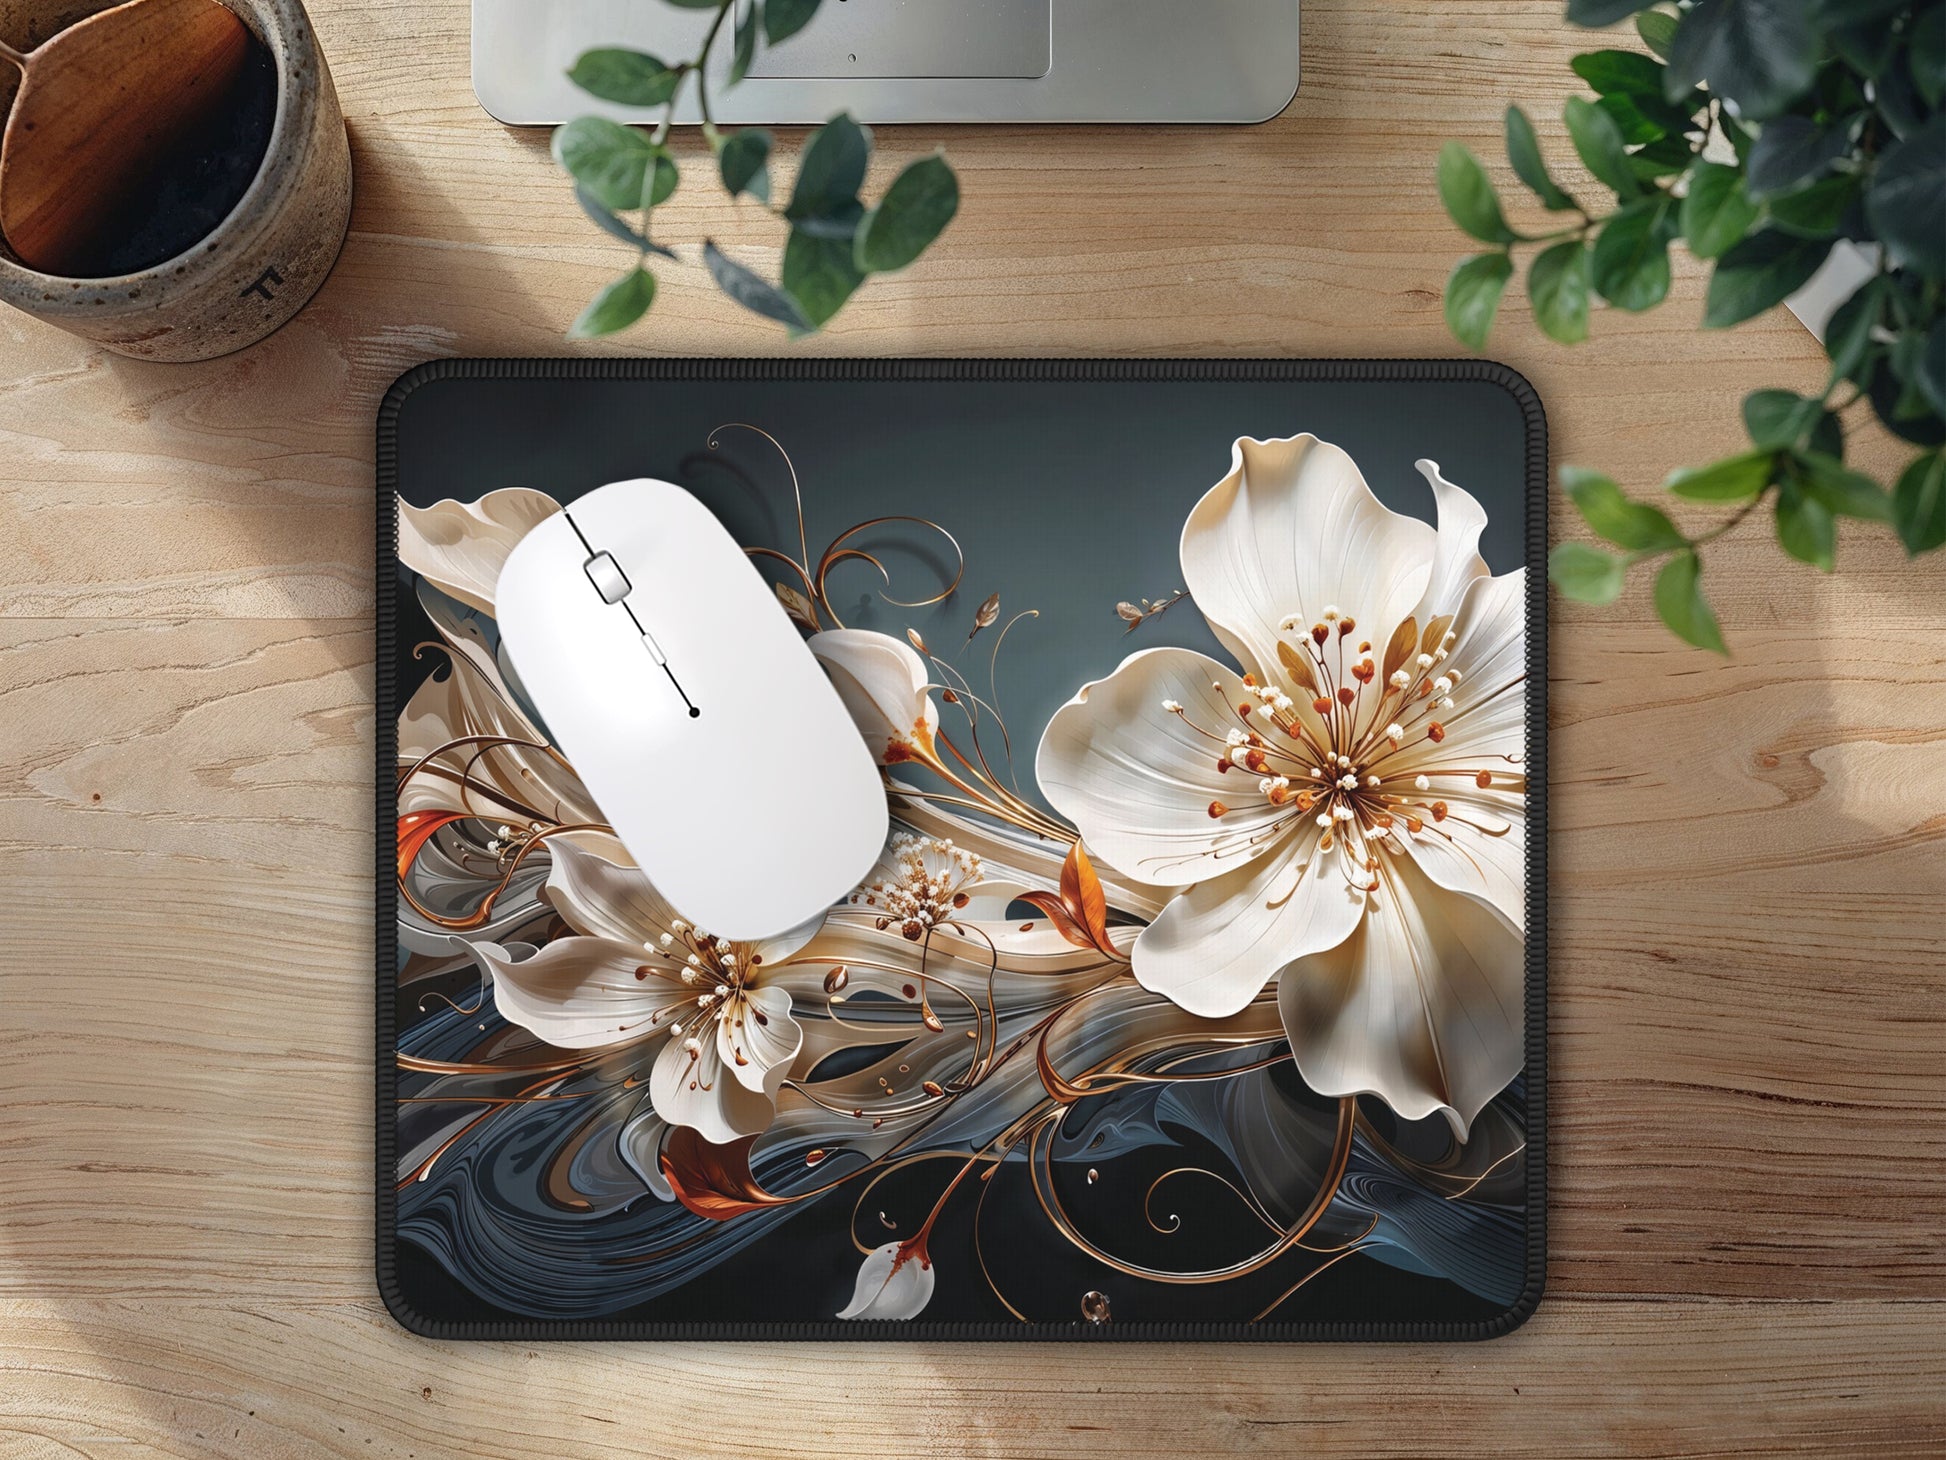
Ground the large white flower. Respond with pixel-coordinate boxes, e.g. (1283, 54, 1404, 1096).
(1035, 435, 1526, 1138)
(808, 628, 940, 765)
(398, 488, 561, 616)
(465, 835, 819, 1146)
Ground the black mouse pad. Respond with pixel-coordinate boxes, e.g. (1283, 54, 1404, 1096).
(377, 359, 1547, 1340)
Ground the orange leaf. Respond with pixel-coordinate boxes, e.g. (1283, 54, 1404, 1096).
(659, 1129, 796, 1221)
(396, 810, 467, 882)
(1382, 616, 1419, 682)
(1058, 842, 1121, 958)
(1017, 890, 1090, 950)
(1276, 639, 1317, 694)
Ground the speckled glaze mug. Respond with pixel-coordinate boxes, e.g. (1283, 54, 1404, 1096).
(0, 0, 350, 361)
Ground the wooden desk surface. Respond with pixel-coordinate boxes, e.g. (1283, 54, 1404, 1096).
(2, 1, 1941, 1455)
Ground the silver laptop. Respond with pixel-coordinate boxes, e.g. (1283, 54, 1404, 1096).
(473, 1, 1301, 125)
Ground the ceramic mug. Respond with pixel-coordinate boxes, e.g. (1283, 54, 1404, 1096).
(0, 0, 350, 361)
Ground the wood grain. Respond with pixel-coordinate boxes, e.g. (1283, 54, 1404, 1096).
(0, 0, 1941, 1454)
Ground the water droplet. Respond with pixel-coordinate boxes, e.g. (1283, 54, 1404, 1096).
(823, 965, 848, 994)
(805, 1149, 826, 1166)
(1086, 1168, 1099, 1184)
(1081, 1290, 1111, 1325)
(922, 1081, 945, 1097)
(897, 1063, 910, 1073)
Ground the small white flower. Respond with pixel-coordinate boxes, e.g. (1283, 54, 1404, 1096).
(1384, 723, 1404, 743)
(1226, 728, 1249, 748)
(686, 952, 702, 967)
(1447, 668, 1463, 684)
(1316, 813, 1332, 829)
(1333, 805, 1355, 822)
(1366, 775, 1381, 788)
(1338, 773, 1358, 790)
(1161, 698, 1183, 713)
(1433, 676, 1453, 695)
(1309, 767, 1323, 778)
(1389, 669, 1410, 688)
(681, 1036, 701, 1056)
(658, 932, 675, 947)
(1439, 696, 1455, 711)
(1278, 613, 1303, 631)
(1322, 605, 1342, 622)
(837, 1240, 935, 1321)
(1416, 653, 1434, 669)
(1415, 775, 1431, 791)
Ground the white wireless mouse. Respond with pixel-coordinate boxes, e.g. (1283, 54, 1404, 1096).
(493, 479, 889, 941)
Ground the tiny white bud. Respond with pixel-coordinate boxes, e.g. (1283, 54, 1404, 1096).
(1416, 653, 1434, 669)
(1439, 696, 1455, 711)
(1322, 605, 1342, 622)
(1316, 813, 1332, 829)
(1161, 698, 1183, 714)
(1366, 774, 1381, 788)
(659, 932, 675, 946)
(1415, 775, 1431, 791)
(1434, 676, 1453, 695)
(1385, 723, 1404, 743)
(1389, 669, 1410, 688)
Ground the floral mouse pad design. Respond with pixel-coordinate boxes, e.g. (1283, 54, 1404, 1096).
(378, 360, 1546, 1339)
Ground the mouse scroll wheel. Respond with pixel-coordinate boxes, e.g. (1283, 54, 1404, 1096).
(584, 551, 632, 604)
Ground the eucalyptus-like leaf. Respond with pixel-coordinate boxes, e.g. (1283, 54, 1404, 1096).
(1444, 252, 1513, 350)
(1703, 229, 1832, 328)
(1681, 161, 1759, 259)
(1893, 450, 1946, 553)
(1505, 106, 1577, 211)
(1865, 116, 1946, 280)
(554, 116, 659, 211)
(572, 184, 677, 259)
(1666, 450, 1775, 501)
(730, 0, 758, 87)
(1591, 196, 1674, 312)
(1653, 550, 1727, 654)
(765, 0, 823, 44)
(787, 113, 870, 225)
(1794, 451, 1893, 521)
(1528, 239, 1592, 344)
(855, 154, 959, 273)
(1664, 0, 1820, 121)
(1765, 174, 1861, 238)
(1742, 388, 1823, 450)
(1774, 479, 1836, 570)
(1635, 8, 1678, 58)
(567, 48, 684, 106)
(702, 241, 814, 330)
(782, 219, 866, 329)
(1549, 542, 1628, 603)
(1562, 465, 1688, 550)
(1745, 116, 1850, 198)
(1436, 142, 1518, 244)
(570, 267, 656, 338)
(1564, 95, 1643, 197)
(1566, 0, 1655, 25)
(719, 127, 773, 202)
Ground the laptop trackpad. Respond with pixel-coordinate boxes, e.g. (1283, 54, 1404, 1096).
(746, 0, 1052, 79)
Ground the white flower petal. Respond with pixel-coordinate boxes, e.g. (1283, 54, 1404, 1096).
(717, 984, 803, 1096)
(1277, 853, 1523, 1141)
(543, 832, 683, 943)
(837, 1240, 936, 1320)
(809, 628, 940, 765)
(1410, 460, 1493, 623)
(1037, 647, 1293, 888)
(1133, 821, 1365, 1018)
(648, 1021, 777, 1145)
(398, 489, 561, 617)
(1181, 436, 1434, 686)
(468, 936, 668, 1049)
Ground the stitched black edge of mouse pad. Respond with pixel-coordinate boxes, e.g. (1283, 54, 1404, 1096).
(375, 357, 1547, 1342)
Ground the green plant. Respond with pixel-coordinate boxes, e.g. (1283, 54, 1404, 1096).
(553, 0, 960, 338)
(1439, 0, 1945, 652)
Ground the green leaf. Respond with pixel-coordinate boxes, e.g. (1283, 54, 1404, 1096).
(782, 219, 866, 329)
(1919, 318, 1946, 418)
(1822, 278, 1884, 385)
(1703, 230, 1831, 328)
(786, 113, 870, 224)
(553, 117, 658, 211)
(1764, 174, 1861, 238)
(567, 48, 684, 106)
(1563, 465, 1688, 550)
(719, 127, 773, 202)
(1666, 450, 1775, 501)
(1775, 479, 1836, 569)
(1742, 388, 1823, 449)
(1529, 240, 1592, 344)
(1549, 542, 1629, 603)
(702, 241, 813, 330)
(1597, 92, 1672, 145)
(764, 0, 823, 45)
(1505, 107, 1577, 211)
(1653, 550, 1727, 653)
(1912, 3, 1946, 109)
(855, 154, 959, 273)
(1437, 142, 1517, 244)
(1635, 8, 1679, 58)
(1564, 95, 1642, 196)
(1682, 161, 1759, 259)
(1745, 116, 1850, 198)
(1572, 48, 1666, 98)
(1567, 0, 1655, 25)
(1444, 252, 1513, 350)
(1893, 451, 1946, 553)
(1665, 0, 1819, 121)
(571, 185, 676, 258)
(1626, 133, 1693, 180)
(1866, 116, 1946, 280)
(569, 267, 656, 338)
(730, 0, 758, 87)
(643, 148, 678, 209)
(1795, 451, 1893, 521)
(1591, 197, 1674, 311)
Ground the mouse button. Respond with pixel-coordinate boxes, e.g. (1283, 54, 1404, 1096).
(584, 551, 631, 604)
